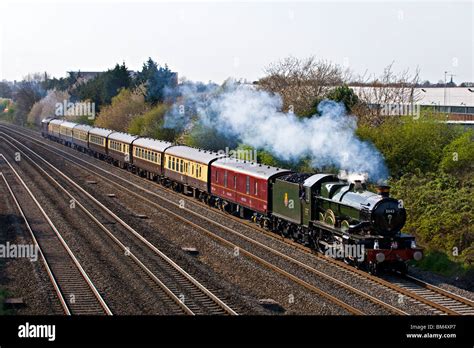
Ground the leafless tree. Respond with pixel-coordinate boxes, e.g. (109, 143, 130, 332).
(258, 56, 347, 116)
(351, 63, 421, 125)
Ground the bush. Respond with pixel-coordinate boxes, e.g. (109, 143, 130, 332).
(357, 116, 460, 178)
(440, 130, 474, 177)
(95, 88, 148, 132)
(412, 250, 470, 277)
(390, 172, 473, 260)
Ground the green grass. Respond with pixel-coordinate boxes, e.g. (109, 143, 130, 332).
(411, 250, 472, 277)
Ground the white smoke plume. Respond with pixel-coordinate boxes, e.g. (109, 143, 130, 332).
(164, 82, 388, 182)
(338, 170, 369, 183)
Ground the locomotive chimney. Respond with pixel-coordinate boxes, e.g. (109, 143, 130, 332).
(376, 185, 390, 198)
(354, 180, 363, 192)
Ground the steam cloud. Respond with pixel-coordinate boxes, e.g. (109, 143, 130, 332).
(164, 82, 388, 182)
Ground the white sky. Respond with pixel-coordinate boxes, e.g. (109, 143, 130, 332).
(1, 0, 473, 84)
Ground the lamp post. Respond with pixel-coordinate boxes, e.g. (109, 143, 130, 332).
(444, 71, 448, 105)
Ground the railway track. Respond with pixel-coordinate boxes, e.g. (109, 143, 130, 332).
(2, 124, 473, 315)
(0, 133, 237, 316)
(1, 126, 405, 315)
(382, 274, 474, 315)
(0, 154, 112, 315)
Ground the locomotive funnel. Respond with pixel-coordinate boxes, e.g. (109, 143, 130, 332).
(376, 185, 390, 198)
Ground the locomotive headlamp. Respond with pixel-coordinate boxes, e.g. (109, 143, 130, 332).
(413, 251, 423, 261)
(376, 252, 385, 263)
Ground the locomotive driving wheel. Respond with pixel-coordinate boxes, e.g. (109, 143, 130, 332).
(324, 209, 336, 227)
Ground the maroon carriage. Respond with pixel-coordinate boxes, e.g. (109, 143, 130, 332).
(210, 158, 292, 218)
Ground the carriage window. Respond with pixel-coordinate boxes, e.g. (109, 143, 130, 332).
(224, 171, 228, 188)
(254, 181, 258, 195)
(234, 176, 237, 189)
(246, 176, 250, 194)
(192, 165, 194, 176)
(216, 170, 218, 183)
(180, 159, 183, 173)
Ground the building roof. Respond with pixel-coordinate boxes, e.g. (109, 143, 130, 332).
(213, 157, 292, 180)
(89, 127, 114, 138)
(108, 132, 139, 144)
(133, 137, 173, 153)
(350, 86, 474, 106)
(165, 145, 225, 164)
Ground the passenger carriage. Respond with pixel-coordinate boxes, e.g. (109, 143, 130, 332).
(59, 121, 78, 146)
(210, 158, 292, 218)
(107, 132, 139, 169)
(88, 128, 113, 158)
(163, 146, 225, 197)
(72, 124, 93, 152)
(48, 119, 64, 140)
(132, 137, 173, 180)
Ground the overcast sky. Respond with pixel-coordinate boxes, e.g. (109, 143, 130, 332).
(1, 0, 472, 84)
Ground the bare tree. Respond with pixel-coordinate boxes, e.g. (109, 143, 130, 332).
(12, 74, 46, 125)
(352, 63, 421, 125)
(258, 56, 347, 116)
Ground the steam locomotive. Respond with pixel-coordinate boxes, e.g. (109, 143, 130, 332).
(269, 173, 422, 274)
(41, 118, 422, 274)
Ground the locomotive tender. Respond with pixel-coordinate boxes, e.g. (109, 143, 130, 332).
(41, 118, 422, 274)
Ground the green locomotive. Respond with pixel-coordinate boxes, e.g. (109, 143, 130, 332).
(269, 173, 422, 273)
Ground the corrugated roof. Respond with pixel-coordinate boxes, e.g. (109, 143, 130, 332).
(133, 137, 173, 153)
(350, 86, 474, 106)
(213, 157, 292, 180)
(89, 127, 114, 138)
(108, 132, 139, 144)
(165, 145, 225, 164)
